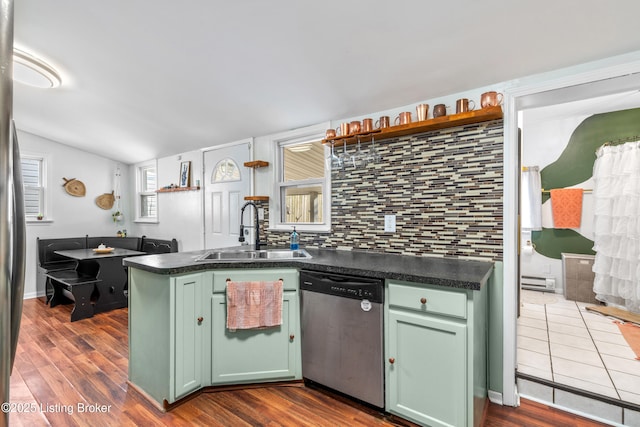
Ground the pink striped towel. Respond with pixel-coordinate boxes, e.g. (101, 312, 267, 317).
(226, 280, 283, 331)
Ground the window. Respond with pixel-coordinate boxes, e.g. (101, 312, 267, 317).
(21, 153, 46, 220)
(136, 160, 157, 222)
(212, 158, 240, 182)
(272, 123, 330, 232)
(281, 141, 324, 223)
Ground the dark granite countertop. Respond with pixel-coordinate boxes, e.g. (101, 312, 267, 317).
(124, 247, 494, 291)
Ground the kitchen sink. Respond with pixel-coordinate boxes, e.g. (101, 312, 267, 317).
(196, 248, 311, 262)
(198, 251, 258, 260)
(256, 249, 311, 259)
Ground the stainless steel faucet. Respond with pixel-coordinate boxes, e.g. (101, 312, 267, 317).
(239, 201, 265, 249)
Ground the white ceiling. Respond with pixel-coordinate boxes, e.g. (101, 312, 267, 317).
(525, 90, 640, 124)
(13, 0, 640, 164)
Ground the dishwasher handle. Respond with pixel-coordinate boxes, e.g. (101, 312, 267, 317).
(300, 270, 384, 303)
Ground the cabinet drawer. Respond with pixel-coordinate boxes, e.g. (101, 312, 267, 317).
(388, 282, 467, 319)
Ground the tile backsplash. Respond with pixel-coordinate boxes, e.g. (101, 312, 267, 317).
(265, 119, 504, 261)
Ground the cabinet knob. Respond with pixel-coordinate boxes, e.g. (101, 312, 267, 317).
(389, 357, 395, 364)
(420, 297, 427, 304)
(197, 316, 204, 324)
(289, 334, 295, 341)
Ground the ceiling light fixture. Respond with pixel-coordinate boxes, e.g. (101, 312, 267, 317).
(13, 48, 61, 89)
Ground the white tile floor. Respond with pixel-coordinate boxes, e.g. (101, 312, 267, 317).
(517, 289, 640, 405)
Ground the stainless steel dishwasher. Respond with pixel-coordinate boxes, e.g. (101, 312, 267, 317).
(300, 270, 384, 408)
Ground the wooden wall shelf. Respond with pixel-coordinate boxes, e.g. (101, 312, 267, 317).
(244, 161, 269, 168)
(157, 186, 200, 193)
(244, 162, 270, 201)
(322, 105, 503, 145)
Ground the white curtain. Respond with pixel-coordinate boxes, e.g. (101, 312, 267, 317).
(521, 166, 542, 230)
(592, 141, 640, 313)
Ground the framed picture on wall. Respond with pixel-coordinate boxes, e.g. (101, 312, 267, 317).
(179, 161, 191, 187)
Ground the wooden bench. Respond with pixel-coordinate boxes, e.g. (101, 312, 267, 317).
(140, 236, 179, 254)
(37, 236, 178, 304)
(37, 235, 179, 321)
(36, 236, 86, 304)
(47, 262, 101, 322)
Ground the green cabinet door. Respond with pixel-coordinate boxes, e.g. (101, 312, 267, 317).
(387, 309, 467, 427)
(172, 273, 204, 400)
(211, 291, 299, 384)
(210, 268, 301, 385)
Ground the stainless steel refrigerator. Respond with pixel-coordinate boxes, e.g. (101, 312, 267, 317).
(1, 0, 27, 426)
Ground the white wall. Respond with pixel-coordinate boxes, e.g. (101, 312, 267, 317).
(20, 130, 130, 299)
(520, 111, 595, 293)
(25, 134, 204, 298)
(131, 150, 204, 252)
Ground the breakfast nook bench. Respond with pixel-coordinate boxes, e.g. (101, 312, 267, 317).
(48, 269, 101, 322)
(38, 235, 178, 321)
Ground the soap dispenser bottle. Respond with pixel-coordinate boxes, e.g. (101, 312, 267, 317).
(290, 227, 299, 250)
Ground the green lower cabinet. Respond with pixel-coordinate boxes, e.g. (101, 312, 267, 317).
(129, 267, 301, 408)
(209, 269, 301, 385)
(385, 280, 488, 427)
(210, 291, 298, 384)
(128, 269, 206, 407)
(387, 309, 467, 427)
(172, 273, 205, 400)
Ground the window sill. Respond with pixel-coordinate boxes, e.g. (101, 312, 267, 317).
(269, 224, 331, 233)
(134, 218, 159, 224)
(27, 219, 53, 225)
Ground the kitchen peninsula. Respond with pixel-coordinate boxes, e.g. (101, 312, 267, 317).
(124, 248, 494, 427)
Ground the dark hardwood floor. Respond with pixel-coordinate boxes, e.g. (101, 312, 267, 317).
(9, 298, 608, 426)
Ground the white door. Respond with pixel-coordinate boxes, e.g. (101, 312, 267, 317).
(204, 140, 251, 249)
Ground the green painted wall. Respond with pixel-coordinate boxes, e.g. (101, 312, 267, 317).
(532, 228, 595, 260)
(540, 107, 640, 203)
(533, 108, 640, 258)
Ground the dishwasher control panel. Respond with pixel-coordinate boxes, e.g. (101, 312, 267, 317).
(330, 285, 377, 300)
(300, 270, 384, 303)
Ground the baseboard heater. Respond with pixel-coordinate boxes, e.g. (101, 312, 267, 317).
(521, 275, 555, 291)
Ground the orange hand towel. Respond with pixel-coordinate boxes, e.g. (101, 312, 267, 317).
(226, 280, 283, 331)
(550, 188, 583, 228)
